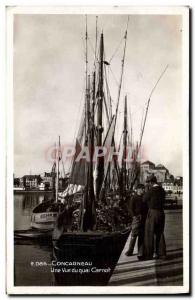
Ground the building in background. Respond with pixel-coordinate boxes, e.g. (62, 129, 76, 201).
(162, 180, 174, 193)
(14, 177, 20, 187)
(140, 160, 183, 194)
(140, 160, 169, 184)
(154, 164, 169, 183)
(41, 172, 54, 190)
(41, 172, 68, 190)
(20, 175, 42, 189)
(14, 171, 69, 191)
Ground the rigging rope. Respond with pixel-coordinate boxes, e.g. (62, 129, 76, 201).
(88, 37, 96, 58)
(109, 36, 124, 64)
(129, 64, 169, 189)
(137, 64, 169, 156)
(94, 16, 98, 67)
(114, 16, 130, 133)
(104, 64, 112, 121)
(108, 65, 120, 87)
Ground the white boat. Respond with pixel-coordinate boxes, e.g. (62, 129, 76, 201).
(31, 200, 63, 230)
(14, 186, 25, 191)
(31, 138, 65, 230)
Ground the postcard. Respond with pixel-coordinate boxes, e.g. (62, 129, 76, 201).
(6, 6, 190, 294)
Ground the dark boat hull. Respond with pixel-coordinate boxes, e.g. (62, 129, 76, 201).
(52, 229, 130, 286)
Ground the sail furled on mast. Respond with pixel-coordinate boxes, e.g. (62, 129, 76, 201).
(95, 33, 105, 198)
(82, 71, 96, 232)
(69, 138, 88, 186)
(69, 102, 88, 186)
(99, 115, 116, 200)
(103, 115, 116, 179)
(120, 95, 128, 192)
(55, 136, 61, 202)
(69, 65, 91, 186)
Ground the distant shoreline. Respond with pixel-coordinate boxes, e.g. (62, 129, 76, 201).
(13, 190, 64, 194)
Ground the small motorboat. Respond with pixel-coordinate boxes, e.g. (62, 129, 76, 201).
(31, 200, 64, 230)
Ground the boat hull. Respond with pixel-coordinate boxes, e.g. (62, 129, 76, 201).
(31, 200, 61, 230)
(52, 229, 130, 286)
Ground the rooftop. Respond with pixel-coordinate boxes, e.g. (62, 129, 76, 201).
(141, 160, 155, 166)
(155, 164, 167, 170)
(22, 175, 41, 179)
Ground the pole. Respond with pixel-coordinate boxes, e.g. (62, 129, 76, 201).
(96, 33, 104, 198)
(130, 65, 169, 189)
(137, 65, 169, 156)
(122, 95, 128, 191)
(55, 136, 60, 202)
(114, 16, 129, 131)
(94, 16, 98, 66)
(84, 15, 88, 145)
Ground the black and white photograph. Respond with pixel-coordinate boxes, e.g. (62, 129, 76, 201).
(6, 6, 189, 295)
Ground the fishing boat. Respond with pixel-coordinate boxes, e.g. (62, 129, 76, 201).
(51, 17, 133, 286)
(52, 16, 168, 286)
(31, 139, 65, 230)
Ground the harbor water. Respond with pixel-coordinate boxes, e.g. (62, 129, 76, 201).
(14, 192, 183, 286)
(14, 192, 55, 286)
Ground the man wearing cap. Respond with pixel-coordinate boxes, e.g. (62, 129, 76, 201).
(144, 175, 166, 259)
(125, 183, 147, 259)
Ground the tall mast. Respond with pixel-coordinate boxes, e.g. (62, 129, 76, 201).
(122, 95, 128, 191)
(91, 71, 96, 179)
(52, 143, 56, 199)
(55, 136, 60, 202)
(96, 33, 104, 198)
(130, 65, 169, 189)
(87, 75, 91, 137)
(137, 65, 169, 160)
(94, 16, 98, 67)
(114, 16, 129, 131)
(86, 74, 92, 199)
(111, 18, 129, 192)
(84, 15, 88, 145)
(88, 73, 96, 227)
(82, 74, 96, 232)
(97, 33, 104, 147)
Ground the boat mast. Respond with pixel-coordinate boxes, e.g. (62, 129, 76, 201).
(91, 71, 96, 180)
(82, 73, 97, 232)
(94, 16, 98, 66)
(96, 32, 104, 198)
(84, 15, 88, 146)
(122, 95, 128, 193)
(130, 65, 169, 189)
(111, 17, 129, 190)
(81, 17, 97, 231)
(52, 143, 56, 199)
(55, 136, 60, 202)
(114, 16, 129, 131)
(137, 65, 169, 157)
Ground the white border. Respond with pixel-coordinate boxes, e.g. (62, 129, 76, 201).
(182, 7, 190, 291)
(6, 5, 190, 295)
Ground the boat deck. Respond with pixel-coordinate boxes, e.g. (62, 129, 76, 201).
(109, 209, 183, 286)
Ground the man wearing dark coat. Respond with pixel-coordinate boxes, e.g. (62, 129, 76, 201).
(125, 184, 148, 259)
(144, 175, 166, 259)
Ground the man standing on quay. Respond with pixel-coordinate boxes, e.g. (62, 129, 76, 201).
(144, 175, 166, 259)
(125, 184, 147, 260)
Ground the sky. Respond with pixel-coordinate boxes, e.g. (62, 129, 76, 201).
(14, 13, 183, 177)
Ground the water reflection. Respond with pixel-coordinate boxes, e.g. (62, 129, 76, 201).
(14, 192, 54, 286)
(14, 192, 53, 230)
